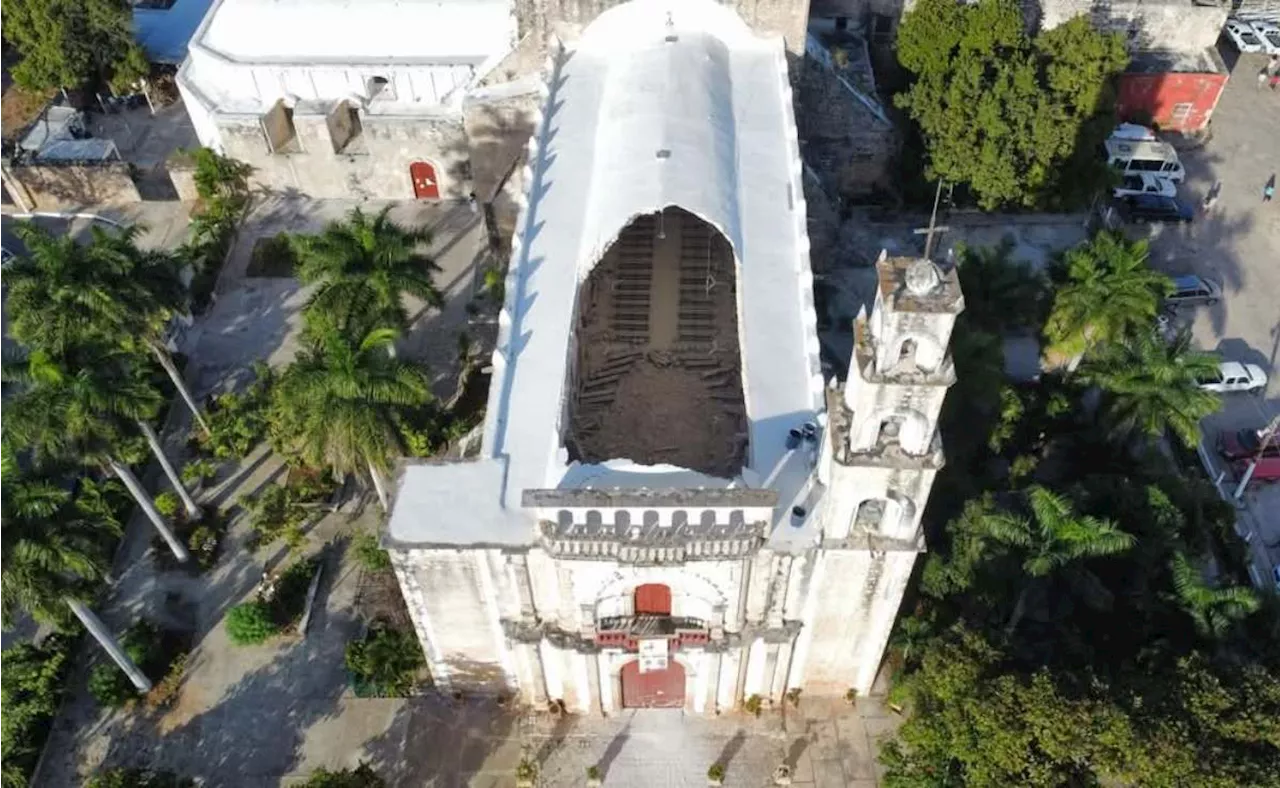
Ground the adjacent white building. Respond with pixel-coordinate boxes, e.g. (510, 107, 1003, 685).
(383, 0, 962, 713)
(176, 0, 524, 199)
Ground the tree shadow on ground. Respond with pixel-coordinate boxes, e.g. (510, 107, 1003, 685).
(360, 689, 520, 786)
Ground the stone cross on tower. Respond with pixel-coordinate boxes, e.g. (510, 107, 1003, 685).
(912, 181, 949, 260)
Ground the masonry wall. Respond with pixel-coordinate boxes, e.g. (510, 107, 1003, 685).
(215, 112, 471, 200)
(463, 82, 543, 252)
(1038, 0, 1228, 51)
(2, 161, 140, 210)
(390, 549, 513, 692)
(799, 548, 915, 693)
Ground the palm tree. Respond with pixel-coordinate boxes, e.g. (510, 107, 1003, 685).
(956, 241, 1048, 335)
(5, 222, 211, 436)
(1167, 552, 1260, 639)
(3, 347, 192, 561)
(1077, 329, 1222, 448)
(1044, 231, 1172, 361)
(1, 450, 151, 691)
(980, 485, 1136, 634)
(292, 206, 443, 334)
(271, 326, 431, 510)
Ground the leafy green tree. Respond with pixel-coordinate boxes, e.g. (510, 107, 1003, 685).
(981, 486, 1135, 633)
(1078, 330, 1222, 447)
(292, 207, 443, 335)
(3, 0, 145, 92)
(269, 327, 431, 510)
(2, 636, 72, 787)
(895, 0, 1127, 209)
(1167, 553, 1260, 639)
(1044, 231, 1171, 360)
(880, 628, 1140, 788)
(6, 223, 211, 436)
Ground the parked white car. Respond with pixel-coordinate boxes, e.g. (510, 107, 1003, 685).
(1250, 20, 1280, 54)
(1197, 361, 1268, 394)
(1226, 19, 1267, 52)
(1113, 172, 1177, 199)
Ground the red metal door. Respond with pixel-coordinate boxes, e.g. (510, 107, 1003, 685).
(634, 584, 672, 615)
(621, 659, 685, 708)
(410, 161, 440, 200)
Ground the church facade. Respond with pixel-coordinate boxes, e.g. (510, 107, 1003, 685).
(382, 0, 962, 714)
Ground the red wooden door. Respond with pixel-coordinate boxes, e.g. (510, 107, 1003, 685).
(410, 161, 440, 200)
(634, 584, 672, 615)
(621, 659, 685, 708)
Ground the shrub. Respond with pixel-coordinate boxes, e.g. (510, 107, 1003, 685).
(188, 523, 220, 568)
(515, 759, 538, 782)
(245, 483, 310, 553)
(153, 491, 182, 520)
(586, 765, 602, 781)
(202, 391, 268, 460)
(299, 763, 385, 788)
(743, 694, 763, 716)
(345, 623, 425, 698)
(1, 637, 72, 785)
(145, 653, 188, 710)
(88, 622, 159, 708)
(707, 763, 725, 782)
(352, 530, 392, 573)
(226, 600, 279, 646)
(180, 457, 219, 487)
(84, 768, 194, 788)
(287, 466, 337, 503)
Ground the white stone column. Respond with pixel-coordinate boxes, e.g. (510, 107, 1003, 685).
(598, 651, 615, 714)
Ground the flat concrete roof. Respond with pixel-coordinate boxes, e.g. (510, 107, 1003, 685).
(385, 0, 824, 548)
(196, 0, 516, 64)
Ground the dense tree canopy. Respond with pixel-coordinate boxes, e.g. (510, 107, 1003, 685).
(2, 0, 149, 92)
(895, 0, 1128, 209)
(880, 232, 1280, 786)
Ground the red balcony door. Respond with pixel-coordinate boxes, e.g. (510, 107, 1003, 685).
(634, 584, 671, 615)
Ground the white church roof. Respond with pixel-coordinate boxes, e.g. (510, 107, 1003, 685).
(388, 0, 823, 547)
(196, 0, 516, 63)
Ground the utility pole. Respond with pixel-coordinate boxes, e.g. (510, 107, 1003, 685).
(913, 181, 950, 260)
(1233, 414, 1280, 501)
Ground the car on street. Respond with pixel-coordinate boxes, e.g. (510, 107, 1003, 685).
(1196, 361, 1268, 394)
(1249, 20, 1280, 54)
(1225, 18, 1267, 52)
(1231, 455, 1280, 485)
(1118, 194, 1194, 224)
(1113, 172, 1177, 199)
(1217, 427, 1280, 462)
(1164, 274, 1221, 307)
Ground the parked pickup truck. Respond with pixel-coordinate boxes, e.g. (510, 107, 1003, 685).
(1197, 361, 1268, 394)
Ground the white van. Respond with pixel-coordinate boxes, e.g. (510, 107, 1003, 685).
(1104, 138, 1185, 182)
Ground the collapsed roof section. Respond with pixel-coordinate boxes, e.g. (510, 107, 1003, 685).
(387, 0, 822, 547)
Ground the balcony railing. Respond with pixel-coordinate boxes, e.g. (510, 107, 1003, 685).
(594, 615, 712, 651)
